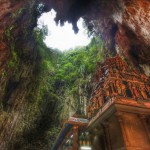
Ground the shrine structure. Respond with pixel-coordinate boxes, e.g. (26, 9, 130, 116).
(52, 115, 89, 150)
(53, 55, 150, 150)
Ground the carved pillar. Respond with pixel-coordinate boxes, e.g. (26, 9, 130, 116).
(115, 112, 129, 147)
(116, 112, 150, 150)
(102, 122, 112, 150)
(139, 115, 150, 142)
(73, 125, 78, 150)
(89, 131, 94, 150)
(90, 127, 102, 150)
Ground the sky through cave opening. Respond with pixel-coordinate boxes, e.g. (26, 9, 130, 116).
(37, 9, 91, 51)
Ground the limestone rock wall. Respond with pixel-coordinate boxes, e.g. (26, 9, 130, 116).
(114, 0, 150, 72)
(0, 1, 40, 149)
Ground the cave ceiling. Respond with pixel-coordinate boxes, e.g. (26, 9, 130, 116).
(42, 0, 150, 70)
(0, 0, 150, 73)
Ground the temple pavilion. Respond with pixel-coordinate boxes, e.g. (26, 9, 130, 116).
(52, 55, 150, 150)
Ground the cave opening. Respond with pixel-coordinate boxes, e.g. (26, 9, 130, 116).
(37, 9, 91, 51)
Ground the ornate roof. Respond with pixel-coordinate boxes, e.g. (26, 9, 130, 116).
(87, 55, 150, 120)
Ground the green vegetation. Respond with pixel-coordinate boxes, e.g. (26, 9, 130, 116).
(33, 28, 104, 148)
(2, 21, 104, 149)
(15, 27, 104, 149)
(8, 44, 19, 69)
(55, 37, 104, 85)
(53, 37, 104, 114)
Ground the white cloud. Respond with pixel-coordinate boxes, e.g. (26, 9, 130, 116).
(37, 9, 91, 51)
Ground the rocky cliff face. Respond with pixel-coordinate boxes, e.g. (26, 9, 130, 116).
(0, 0, 150, 149)
(0, 1, 42, 149)
(114, 0, 150, 72)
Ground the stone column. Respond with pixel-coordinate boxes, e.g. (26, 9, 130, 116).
(115, 112, 129, 147)
(90, 127, 104, 150)
(139, 115, 150, 142)
(116, 112, 150, 150)
(103, 122, 112, 150)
